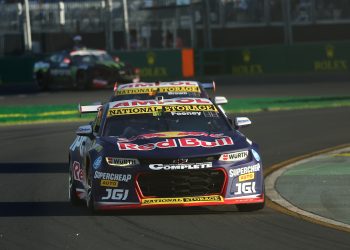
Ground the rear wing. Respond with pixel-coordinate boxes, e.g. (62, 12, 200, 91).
(201, 81, 216, 92)
(78, 103, 102, 114)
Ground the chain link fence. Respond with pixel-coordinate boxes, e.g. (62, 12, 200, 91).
(0, 0, 350, 54)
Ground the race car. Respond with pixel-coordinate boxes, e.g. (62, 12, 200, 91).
(68, 97, 264, 212)
(110, 81, 216, 102)
(33, 48, 140, 90)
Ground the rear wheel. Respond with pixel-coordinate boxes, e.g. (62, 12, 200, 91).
(68, 161, 83, 206)
(76, 71, 91, 90)
(36, 72, 49, 91)
(86, 164, 96, 212)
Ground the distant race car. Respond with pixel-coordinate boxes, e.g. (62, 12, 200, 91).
(110, 80, 215, 102)
(69, 97, 265, 212)
(33, 48, 140, 90)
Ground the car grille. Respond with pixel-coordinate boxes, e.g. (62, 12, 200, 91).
(137, 169, 225, 197)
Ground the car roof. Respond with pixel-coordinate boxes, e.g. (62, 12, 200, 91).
(117, 81, 200, 91)
(70, 49, 107, 56)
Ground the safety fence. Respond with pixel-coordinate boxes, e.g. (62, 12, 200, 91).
(0, 41, 349, 84)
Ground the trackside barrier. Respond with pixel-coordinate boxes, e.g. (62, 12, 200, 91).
(0, 42, 349, 84)
(197, 41, 350, 76)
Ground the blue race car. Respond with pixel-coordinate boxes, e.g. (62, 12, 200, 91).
(69, 97, 264, 212)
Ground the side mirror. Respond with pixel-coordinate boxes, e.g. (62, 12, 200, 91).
(234, 117, 252, 129)
(76, 125, 93, 137)
(214, 96, 228, 105)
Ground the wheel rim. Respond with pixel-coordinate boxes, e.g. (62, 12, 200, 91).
(86, 168, 93, 208)
(68, 163, 74, 200)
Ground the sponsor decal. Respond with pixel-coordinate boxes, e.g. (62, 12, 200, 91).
(73, 161, 83, 181)
(239, 172, 255, 182)
(100, 180, 118, 187)
(229, 163, 260, 177)
(108, 106, 162, 116)
(118, 81, 198, 90)
(219, 150, 249, 162)
(163, 105, 216, 112)
(111, 98, 212, 108)
(94, 171, 132, 182)
(117, 131, 224, 142)
(171, 112, 201, 116)
(117, 137, 234, 151)
(251, 149, 261, 161)
(314, 45, 348, 72)
(102, 189, 129, 200)
(106, 157, 139, 167)
(93, 156, 103, 170)
(167, 92, 189, 96)
(231, 50, 264, 75)
(107, 104, 217, 117)
(235, 182, 256, 195)
(117, 86, 200, 95)
(178, 137, 233, 148)
(149, 162, 212, 170)
(142, 195, 223, 205)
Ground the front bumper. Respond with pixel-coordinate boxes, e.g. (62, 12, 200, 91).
(90, 157, 265, 210)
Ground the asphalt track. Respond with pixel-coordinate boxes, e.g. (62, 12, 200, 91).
(1, 82, 350, 249)
(0, 107, 350, 249)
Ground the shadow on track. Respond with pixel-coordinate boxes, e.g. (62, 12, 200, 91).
(0, 201, 248, 217)
(0, 163, 67, 173)
(0, 163, 265, 217)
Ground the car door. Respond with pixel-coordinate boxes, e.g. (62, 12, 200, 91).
(49, 52, 71, 85)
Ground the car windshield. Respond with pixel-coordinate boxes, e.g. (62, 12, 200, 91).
(72, 53, 113, 64)
(103, 109, 231, 138)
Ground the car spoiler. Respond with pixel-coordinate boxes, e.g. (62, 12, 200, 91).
(201, 81, 216, 92)
(78, 103, 102, 114)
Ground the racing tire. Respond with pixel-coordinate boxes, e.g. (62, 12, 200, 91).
(36, 72, 50, 91)
(236, 200, 265, 212)
(69, 161, 83, 206)
(86, 164, 96, 213)
(76, 71, 91, 90)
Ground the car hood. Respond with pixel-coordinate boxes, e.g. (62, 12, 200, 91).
(99, 131, 251, 159)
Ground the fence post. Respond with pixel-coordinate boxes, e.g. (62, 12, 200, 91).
(105, 0, 114, 52)
(283, 0, 293, 45)
(123, 0, 130, 50)
(23, 0, 32, 52)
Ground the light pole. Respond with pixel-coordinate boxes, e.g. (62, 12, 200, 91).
(23, 0, 32, 52)
(123, 0, 130, 50)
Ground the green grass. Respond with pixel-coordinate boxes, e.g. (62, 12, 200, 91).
(1, 96, 350, 125)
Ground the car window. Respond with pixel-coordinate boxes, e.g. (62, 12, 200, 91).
(103, 107, 231, 138)
(49, 53, 64, 63)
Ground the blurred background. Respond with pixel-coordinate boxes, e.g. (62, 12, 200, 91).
(0, 0, 349, 83)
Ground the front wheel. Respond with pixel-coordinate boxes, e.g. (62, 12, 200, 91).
(86, 165, 96, 212)
(36, 72, 49, 91)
